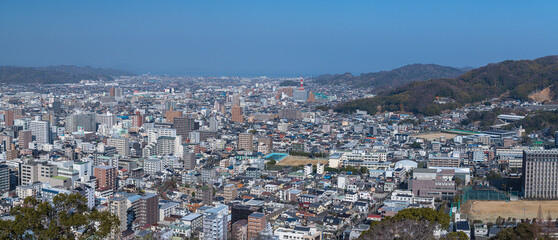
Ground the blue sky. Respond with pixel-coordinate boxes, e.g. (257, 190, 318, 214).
(1, 1, 557, 76)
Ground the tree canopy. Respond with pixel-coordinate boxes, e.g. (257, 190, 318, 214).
(0, 193, 120, 240)
(358, 208, 450, 240)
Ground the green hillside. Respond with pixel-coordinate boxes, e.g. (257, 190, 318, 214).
(332, 56, 558, 116)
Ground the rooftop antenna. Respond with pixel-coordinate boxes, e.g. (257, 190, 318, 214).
(299, 75, 304, 90)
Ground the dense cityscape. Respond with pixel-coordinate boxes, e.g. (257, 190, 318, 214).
(2, 1, 558, 240)
(0, 71, 555, 239)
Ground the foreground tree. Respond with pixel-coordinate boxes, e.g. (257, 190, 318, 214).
(358, 208, 451, 240)
(0, 193, 119, 240)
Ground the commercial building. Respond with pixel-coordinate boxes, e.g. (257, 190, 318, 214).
(523, 150, 558, 199)
(66, 113, 96, 132)
(30, 120, 50, 144)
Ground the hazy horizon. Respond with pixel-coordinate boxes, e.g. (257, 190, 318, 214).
(1, 1, 558, 76)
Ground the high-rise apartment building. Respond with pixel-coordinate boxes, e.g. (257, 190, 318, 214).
(108, 137, 130, 156)
(3, 110, 13, 127)
(137, 194, 159, 226)
(232, 105, 244, 123)
(18, 130, 32, 149)
(30, 120, 50, 144)
(173, 116, 196, 140)
(203, 205, 229, 240)
(523, 150, 558, 199)
(108, 197, 128, 233)
(183, 150, 196, 170)
(0, 165, 10, 192)
(93, 166, 117, 191)
(239, 133, 253, 151)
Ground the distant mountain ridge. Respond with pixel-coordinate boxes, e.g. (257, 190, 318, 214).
(331, 56, 558, 116)
(0, 65, 134, 84)
(314, 64, 467, 91)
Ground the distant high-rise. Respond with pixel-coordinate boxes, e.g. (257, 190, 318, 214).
(66, 113, 96, 132)
(51, 100, 62, 114)
(209, 116, 218, 132)
(239, 133, 253, 151)
(232, 94, 241, 107)
(165, 110, 183, 123)
(4, 110, 13, 127)
(183, 150, 196, 170)
(523, 150, 558, 199)
(96, 113, 117, 127)
(109, 87, 116, 97)
(18, 130, 32, 149)
(173, 116, 196, 139)
(30, 120, 51, 144)
(232, 105, 244, 123)
(133, 114, 144, 127)
(108, 137, 130, 156)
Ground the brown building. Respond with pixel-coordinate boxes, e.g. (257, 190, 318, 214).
(137, 194, 159, 226)
(232, 105, 244, 123)
(4, 110, 13, 127)
(247, 212, 266, 240)
(18, 130, 32, 149)
(109, 87, 115, 97)
(133, 113, 144, 127)
(224, 184, 237, 202)
(238, 133, 253, 151)
(165, 110, 183, 124)
(427, 156, 460, 168)
(93, 166, 117, 191)
(277, 87, 294, 98)
(173, 116, 196, 140)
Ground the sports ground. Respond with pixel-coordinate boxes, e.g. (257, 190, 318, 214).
(462, 200, 558, 222)
(275, 155, 328, 166)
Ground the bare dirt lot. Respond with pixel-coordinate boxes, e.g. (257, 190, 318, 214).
(413, 132, 457, 141)
(461, 200, 558, 222)
(276, 156, 328, 166)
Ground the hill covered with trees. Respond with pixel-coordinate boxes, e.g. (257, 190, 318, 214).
(331, 56, 558, 116)
(0, 65, 134, 84)
(314, 64, 466, 91)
